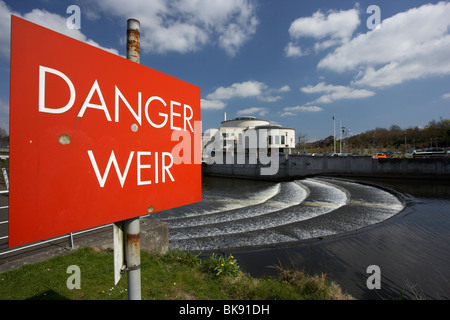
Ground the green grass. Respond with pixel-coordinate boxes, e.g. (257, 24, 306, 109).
(0, 247, 354, 300)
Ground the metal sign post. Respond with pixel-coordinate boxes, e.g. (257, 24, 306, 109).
(124, 217, 141, 300)
(113, 18, 143, 300)
(123, 18, 142, 300)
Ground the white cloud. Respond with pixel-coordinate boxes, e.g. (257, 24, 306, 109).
(207, 80, 266, 100)
(285, 8, 360, 55)
(442, 93, 450, 100)
(301, 82, 375, 103)
(285, 42, 306, 57)
(289, 9, 359, 40)
(284, 105, 322, 112)
(24, 9, 120, 55)
(201, 99, 226, 111)
(206, 80, 288, 103)
(278, 85, 291, 92)
(237, 107, 269, 117)
(280, 105, 322, 117)
(318, 2, 450, 88)
(259, 95, 282, 103)
(0, 1, 119, 60)
(0, 1, 16, 59)
(279, 111, 296, 117)
(92, 0, 258, 56)
(203, 80, 289, 115)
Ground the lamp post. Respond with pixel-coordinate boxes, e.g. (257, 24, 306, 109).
(333, 115, 336, 154)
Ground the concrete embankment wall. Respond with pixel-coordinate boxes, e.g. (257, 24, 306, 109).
(202, 155, 450, 181)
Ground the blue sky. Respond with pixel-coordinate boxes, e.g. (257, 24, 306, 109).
(1, 0, 449, 141)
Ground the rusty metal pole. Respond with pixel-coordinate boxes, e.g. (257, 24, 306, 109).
(127, 19, 140, 63)
(124, 217, 141, 300)
(125, 18, 141, 300)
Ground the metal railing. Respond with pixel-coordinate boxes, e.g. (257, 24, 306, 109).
(0, 168, 9, 243)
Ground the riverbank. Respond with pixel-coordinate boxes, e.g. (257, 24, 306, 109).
(0, 247, 353, 300)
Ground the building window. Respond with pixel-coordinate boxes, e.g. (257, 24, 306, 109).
(281, 135, 285, 145)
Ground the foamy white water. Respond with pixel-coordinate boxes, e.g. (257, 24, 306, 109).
(151, 177, 405, 251)
(158, 182, 281, 221)
(168, 181, 307, 230)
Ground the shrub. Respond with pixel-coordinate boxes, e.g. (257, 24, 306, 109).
(202, 253, 241, 278)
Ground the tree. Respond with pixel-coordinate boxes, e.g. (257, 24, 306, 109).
(296, 133, 308, 152)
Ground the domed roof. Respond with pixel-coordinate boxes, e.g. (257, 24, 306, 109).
(220, 116, 270, 128)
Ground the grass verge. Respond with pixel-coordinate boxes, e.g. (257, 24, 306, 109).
(0, 247, 354, 300)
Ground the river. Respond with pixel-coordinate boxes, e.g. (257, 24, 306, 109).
(149, 175, 450, 300)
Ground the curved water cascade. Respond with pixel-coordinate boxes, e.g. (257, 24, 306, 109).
(150, 177, 405, 251)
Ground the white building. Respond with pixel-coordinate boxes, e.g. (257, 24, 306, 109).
(203, 116, 296, 161)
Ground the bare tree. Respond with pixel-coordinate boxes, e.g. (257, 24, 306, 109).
(296, 133, 308, 153)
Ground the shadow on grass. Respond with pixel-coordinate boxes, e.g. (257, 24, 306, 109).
(26, 290, 70, 300)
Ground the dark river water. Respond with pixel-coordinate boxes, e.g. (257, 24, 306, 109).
(150, 175, 450, 300)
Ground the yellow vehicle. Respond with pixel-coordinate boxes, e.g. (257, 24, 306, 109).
(372, 153, 387, 159)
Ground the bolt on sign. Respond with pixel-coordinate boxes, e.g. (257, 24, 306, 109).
(8, 16, 202, 247)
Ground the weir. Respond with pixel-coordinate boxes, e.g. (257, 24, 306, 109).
(151, 176, 406, 252)
(202, 154, 450, 181)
